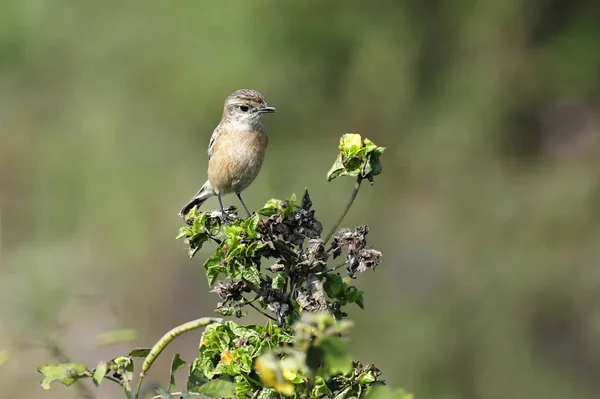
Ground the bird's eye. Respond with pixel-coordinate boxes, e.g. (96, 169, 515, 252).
(239, 105, 249, 112)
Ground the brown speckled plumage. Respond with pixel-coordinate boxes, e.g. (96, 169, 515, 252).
(179, 89, 276, 217)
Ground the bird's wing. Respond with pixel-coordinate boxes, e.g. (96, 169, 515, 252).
(207, 126, 221, 160)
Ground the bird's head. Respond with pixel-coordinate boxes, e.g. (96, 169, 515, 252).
(222, 89, 276, 126)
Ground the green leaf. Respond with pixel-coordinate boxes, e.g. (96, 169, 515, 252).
(258, 198, 282, 216)
(184, 205, 200, 220)
(205, 215, 222, 237)
(201, 323, 232, 352)
(312, 376, 334, 397)
(197, 378, 236, 398)
(257, 388, 279, 399)
(340, 133, 363, 158)
(169, 353, 186, 392)
(333, 385, 354, 399)
(187, 364, 209, 392)
(204, 248, 226, 286)
(234, 350, 253, 373)
(176, 226, 193, 240)
(326, 155, 346, 181)
(129, 348, 151, 357)
(216, 305, 247, 318)
(38, 363, 90, 390)
(246, 241, 266, 258)
(242, 264, 261, 287)
(355, 293, 365, 309)
(234, 375, 253, 399)
(345, 287, 364, 309)
(272, 274, 287, 289)
(224, 224, 244, 240)
(242, 213, 260, 238)
(362, 138, 378, 153)
(193, 212, 208, 232)
(258, 195, 297, 219)
(318, 336, 353, 375)
(358, 371, 377, 384)
(324, 273, 345, 298)
(92, 361, 108, 386)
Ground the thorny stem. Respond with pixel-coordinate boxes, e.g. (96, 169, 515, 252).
(324, 176, 363, 245)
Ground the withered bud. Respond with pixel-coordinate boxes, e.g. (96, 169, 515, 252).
(211, 280, 250, 300)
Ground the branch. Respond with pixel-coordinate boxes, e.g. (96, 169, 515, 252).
(324, 176, 363, 244)
(246, 299, 278, 322)
(316, 261, 349, 276)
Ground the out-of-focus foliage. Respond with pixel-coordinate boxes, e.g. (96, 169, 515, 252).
(1, 0, 600, 398)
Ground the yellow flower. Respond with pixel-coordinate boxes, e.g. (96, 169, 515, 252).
(220, 350, 234, 365)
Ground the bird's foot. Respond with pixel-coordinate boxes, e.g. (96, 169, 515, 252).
(214, 206, 239, 223)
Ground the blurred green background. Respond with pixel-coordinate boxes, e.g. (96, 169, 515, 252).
(1, 1, 600, 398)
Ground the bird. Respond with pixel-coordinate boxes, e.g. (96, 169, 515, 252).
(179, 89, 276, 219)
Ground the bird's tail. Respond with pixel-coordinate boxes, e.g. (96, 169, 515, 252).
(179, 181, 216, 217)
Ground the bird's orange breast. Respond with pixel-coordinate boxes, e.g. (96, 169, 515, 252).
(207, 128, 268, 195)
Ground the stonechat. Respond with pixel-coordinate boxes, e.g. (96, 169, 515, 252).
(179, 89, 276, 218)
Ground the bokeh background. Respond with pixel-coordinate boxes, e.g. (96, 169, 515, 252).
(1, 1, 600, 398)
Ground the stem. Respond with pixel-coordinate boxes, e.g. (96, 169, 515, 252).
(316, 261, 349, 276)
(103, 375, 124, 385)
(247, 301, 278, 322)
(134, 376, 143, 399)
(325, 244, 341, 255)
(324, 176, 363, 245)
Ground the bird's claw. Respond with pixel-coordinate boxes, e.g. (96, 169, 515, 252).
(217, 206, 239, 223)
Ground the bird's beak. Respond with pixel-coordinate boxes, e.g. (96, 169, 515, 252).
(260, 104, 277, 113)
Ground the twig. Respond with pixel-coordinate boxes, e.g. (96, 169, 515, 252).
(103, 374, 124, 385)
(247, 301, 277, 322)
(325, 244, 342, 255)
(316, 261, 349, 276)
(324, 176, 363, 244)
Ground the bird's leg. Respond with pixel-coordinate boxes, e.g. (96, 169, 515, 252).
(217, 193, 235, 222)
(217, 193, 226, 213)
(236, 192, 252, 217)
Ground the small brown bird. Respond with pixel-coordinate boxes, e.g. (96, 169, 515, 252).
(179, 89, 276, 218)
